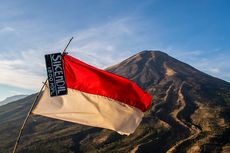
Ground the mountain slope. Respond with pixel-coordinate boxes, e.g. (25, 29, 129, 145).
(0, 95, 28, 106)
(107, 51, 230, 152)
(0, 50, 230, 153)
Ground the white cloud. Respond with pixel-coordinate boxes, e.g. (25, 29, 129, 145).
(10, 90, 26, 95)
(208, 67, 220, 73)
(55, 18, 137, 68)
(166, 49, 203, 60)
(0, 26, 15, 33)
(174, 51, 230, 82)
(0, 18, 137, 90)
(0, 59, 45, 89)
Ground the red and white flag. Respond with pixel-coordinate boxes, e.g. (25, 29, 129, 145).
(33, 54, 152, 135)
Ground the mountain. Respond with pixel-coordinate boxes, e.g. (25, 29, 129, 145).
(0, 51, 230, 153)
(0, 95, 28, 106)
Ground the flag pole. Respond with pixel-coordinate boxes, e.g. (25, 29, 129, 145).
(12, 37, 74, 153)
(12, 80, 47, 153)
(63, 37, 73, 54)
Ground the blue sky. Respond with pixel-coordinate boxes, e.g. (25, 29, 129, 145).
(0, 0, 230, 101)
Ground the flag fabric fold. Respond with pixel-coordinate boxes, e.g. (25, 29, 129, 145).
(33, 54, 152, 135)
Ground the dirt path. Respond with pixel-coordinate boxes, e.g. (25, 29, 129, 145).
(166, 82, 201, 153)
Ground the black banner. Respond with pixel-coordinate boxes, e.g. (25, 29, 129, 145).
(45, 53, 67, 97)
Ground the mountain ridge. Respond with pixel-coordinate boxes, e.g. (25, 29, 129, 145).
(0, 94, 28, 106)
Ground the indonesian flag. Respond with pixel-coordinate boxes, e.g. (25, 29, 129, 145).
(33, 54, 152, 135)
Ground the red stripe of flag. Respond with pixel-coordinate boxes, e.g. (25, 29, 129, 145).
(63, 55, 152, 112)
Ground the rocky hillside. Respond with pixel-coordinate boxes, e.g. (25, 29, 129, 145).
(0, 51, 230, 153)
